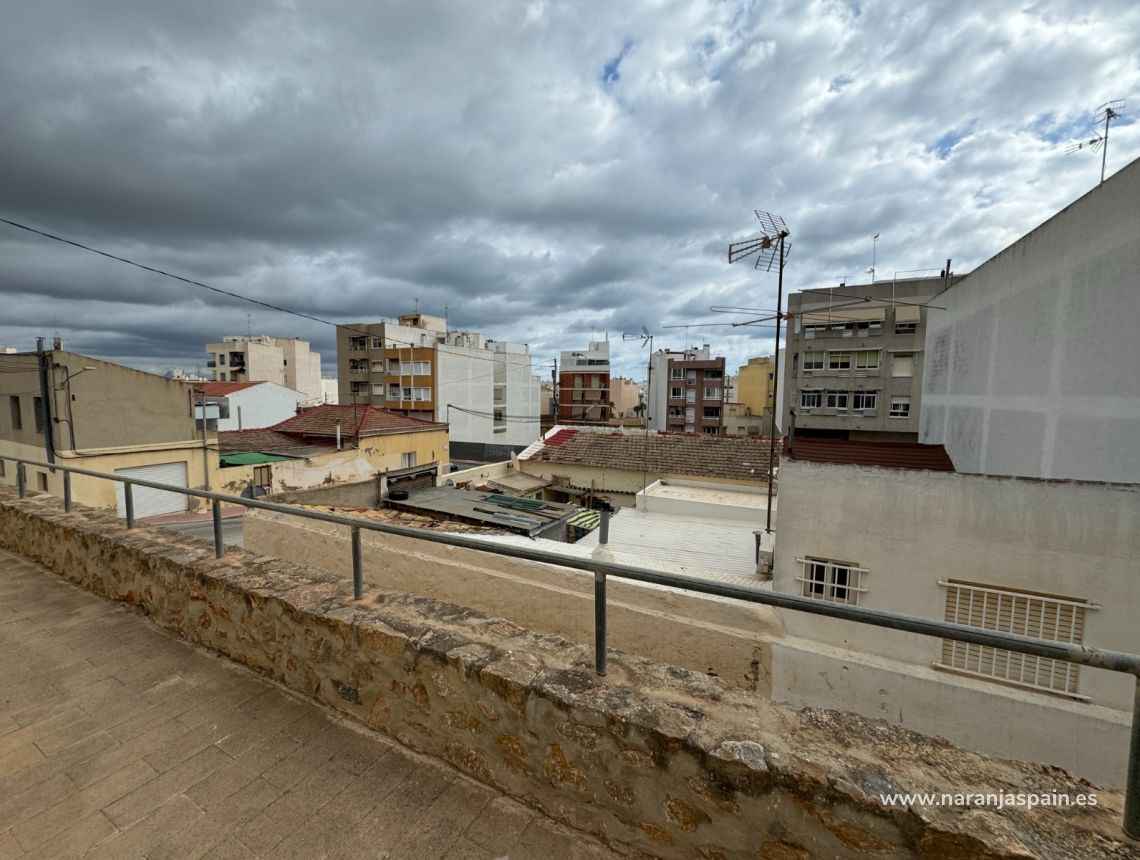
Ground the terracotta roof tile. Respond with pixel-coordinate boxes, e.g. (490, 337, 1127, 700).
(217, 429, 334, 456)
(785, 438, 955, 472)
(520, 427, 776, 481)
(270, 404, 446, 437)
(196, 381, 263, 396)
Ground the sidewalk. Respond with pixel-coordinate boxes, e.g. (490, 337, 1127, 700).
(0, 549, 615, 859)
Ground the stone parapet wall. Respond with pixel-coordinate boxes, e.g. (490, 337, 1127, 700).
(0, 488, 1131, 859)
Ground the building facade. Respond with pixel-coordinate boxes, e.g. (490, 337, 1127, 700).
(610, 376, 642, 419)
(646, 346, 726, 434)
(557, 341, 610, 424)
(205, 336, 322, 403)
(336, 314, 540, 458)
(736, 356, 776, 432)
(195, 381, 304, 432)
(782, 277, 947, 442)
(921, 156, 1140, 483)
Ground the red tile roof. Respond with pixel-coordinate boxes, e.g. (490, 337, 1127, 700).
(521, 427, 776, 481)
(196, 381, 262, 396)
(217, 429, 334, 456)
(270, 403, 446, 438)
(785, 438, 955, 472)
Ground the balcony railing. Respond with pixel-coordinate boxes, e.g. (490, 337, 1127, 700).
(3, 453, 1140, 840)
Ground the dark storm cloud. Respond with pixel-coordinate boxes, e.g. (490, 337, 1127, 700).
(1, 0, 1138, 380)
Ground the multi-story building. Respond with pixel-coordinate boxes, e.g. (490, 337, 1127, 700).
(609, 376, 642, 419)
(646, 346, 726, 434)
(205, 336, 322, 404)
(336, 314, 539, 459)
(557, 341, 610, 424)
(781, 277, 949, 442)
(736, 356, 776, 433)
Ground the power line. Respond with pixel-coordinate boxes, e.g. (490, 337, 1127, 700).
(0, 217, 541, 371)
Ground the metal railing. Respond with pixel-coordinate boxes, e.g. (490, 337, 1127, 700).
(3, 453, 1140, 838)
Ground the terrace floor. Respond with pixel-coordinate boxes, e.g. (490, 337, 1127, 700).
(0, 549, 615, 859)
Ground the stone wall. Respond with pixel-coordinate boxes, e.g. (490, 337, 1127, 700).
(0, 487, 1132, 859)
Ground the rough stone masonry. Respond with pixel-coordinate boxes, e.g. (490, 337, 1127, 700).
(0, 488, 1135, 859)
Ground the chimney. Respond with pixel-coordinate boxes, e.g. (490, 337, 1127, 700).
(336, 420, 342, 450)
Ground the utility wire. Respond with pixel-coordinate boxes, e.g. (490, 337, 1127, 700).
(0, 217, 542, 371)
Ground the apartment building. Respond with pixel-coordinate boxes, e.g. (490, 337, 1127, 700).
(736, 356, 776, 433)
(336, 314, 540, 459)
(781, 277, 948, 442)
(205, 336, 323, 403)
(610, 376, 643, 419)
(646, 346, 726, 434)
(556, 341, 610, 424)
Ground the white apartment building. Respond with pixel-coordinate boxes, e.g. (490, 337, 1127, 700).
(337, 314, 540, 459)
(205, 336, 323, 404)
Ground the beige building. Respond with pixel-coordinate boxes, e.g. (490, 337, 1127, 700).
(609, 376, 642, 419)
(722, 402, 765, 436)
(206, 336, 323, 404)
(736, 356, 776, 433)
(0, 346, 214, 517)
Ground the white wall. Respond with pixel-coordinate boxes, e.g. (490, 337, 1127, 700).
(921, 157, 1140, 482)
(437, 344, 539, 447)
(768, 458, 1138, 785)
(216, 383, 303, 431)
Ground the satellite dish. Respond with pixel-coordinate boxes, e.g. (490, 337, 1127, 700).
(444, 479, 455, 487)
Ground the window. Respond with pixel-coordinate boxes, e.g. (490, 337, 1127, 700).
(670, 368, 684, 379)
(855, 320, 882, 337)
(217, 353, 225, 365)
(702, 387, 722, 400)
(349, 359, 368, 372)
(685, 390, 696, 404)
(804, 324, 826, 339)
(854, 350, 879, 370)
(889, 398, 911, 418)
(401, 452, 417, 468)
(32, 397, 43, 433)
(669, 386, 683, 398)
(826, 390, 849, 411)
(686, 372, 697, 385)
(800, 389, 822, 410)
(702, 426, 721, 435)
(703, 407, 721, 419)
(219, 372, 227, 381)
(371, 337, 383, 350)
(802, 351, 824, 372)
(493, 408, 506, 431)
(892, 354, 914, 377)
(9, 396, 21, 430)
(832, 322, 854, 337)
(37, 472, 48, 492)
(895, 322, 917, 335)
(705, 370, 723, 380)
(668, 406, 683, 417)
(349, 337, 366, 351)
(827, 351, 851, 371)
(852, 391, 877, 411)
(938, 581, 1092, 698)
(349, 381, 366, 394)
(797, 558, 866, 605)
(252, 465, 272, 486)
(685, 407, 695, 422)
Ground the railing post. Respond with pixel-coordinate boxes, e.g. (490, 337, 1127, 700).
(351, 527, 363, 600)
(1125, 676, 1140, 839)
(17, 463, 26, 498)
(63, 471, 71, 512)
(212, 499, 224, 559)
(124, 483, 135, 528)
(594, 509, 610, 676)
(599, 507, 610, 546)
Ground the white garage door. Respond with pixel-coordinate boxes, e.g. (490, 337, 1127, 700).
(115, 461, 189, 519)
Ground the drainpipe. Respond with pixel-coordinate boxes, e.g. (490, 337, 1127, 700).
(36, 338, 55, 466)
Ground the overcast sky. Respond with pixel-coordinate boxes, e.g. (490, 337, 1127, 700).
(1, 0, 1136, 381)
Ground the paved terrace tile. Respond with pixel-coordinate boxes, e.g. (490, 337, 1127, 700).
(0, 549, 617, 860)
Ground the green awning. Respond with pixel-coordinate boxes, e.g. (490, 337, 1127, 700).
(219, 452, 294, 467)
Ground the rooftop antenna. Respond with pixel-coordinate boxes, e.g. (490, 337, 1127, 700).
(246, 314, 251, 339)
(728, 209, 791, 534)
(622, 326, 655, 495)
(1065, 100, 1125, 184)
(868, 232, 880, 282)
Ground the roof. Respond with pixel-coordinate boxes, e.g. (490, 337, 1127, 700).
(195, 381, 263, 396)
(519, 426, 776, 482)
(217, 452, 294, 466)
(388, 487, 579, 536)
(485, 472, 551, 495)
(785, 437, 955, 472)
(271, 404, 446, 438)
(217, 429, 335, 458)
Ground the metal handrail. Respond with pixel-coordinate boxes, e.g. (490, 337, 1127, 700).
(2, 452, 1139, 838)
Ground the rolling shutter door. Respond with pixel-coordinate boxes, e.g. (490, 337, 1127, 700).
(388, 467, 436, 494)
(115, 461, 190, 519)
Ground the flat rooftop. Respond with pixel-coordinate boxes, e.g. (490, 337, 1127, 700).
(390, 487, 579, 536)
(642, 479, 773, 511)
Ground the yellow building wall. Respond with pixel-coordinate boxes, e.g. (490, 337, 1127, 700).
(737, 357, 774, 417)
(0, 438, 214, 510)
(359, 428, 449, 471)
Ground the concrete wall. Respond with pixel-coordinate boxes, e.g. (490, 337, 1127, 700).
(771, 458, 1139, 785)
(217, 382, 303, 431)
(437, 344, 539, 448)
(1, 489, 1129, 858)
(245, 509, 781, 692)
(921, 158, 1140, 482)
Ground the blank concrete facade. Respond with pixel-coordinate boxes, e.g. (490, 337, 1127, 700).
(922, 156, 1140, 482)
(206, 336, 323, 404)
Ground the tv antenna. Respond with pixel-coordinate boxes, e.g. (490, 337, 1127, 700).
(1065, 100, 1125, 184)
(727, 209, 790, 534)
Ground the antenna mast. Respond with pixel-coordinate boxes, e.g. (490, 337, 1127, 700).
(1065, 100, 1125, 184)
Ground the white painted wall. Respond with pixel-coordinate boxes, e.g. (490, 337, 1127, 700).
(436, 342, 539, 447)
(769, 458, 1139, 786)
(921, 157, 1140, 482)
(216, 383, 303, 431)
